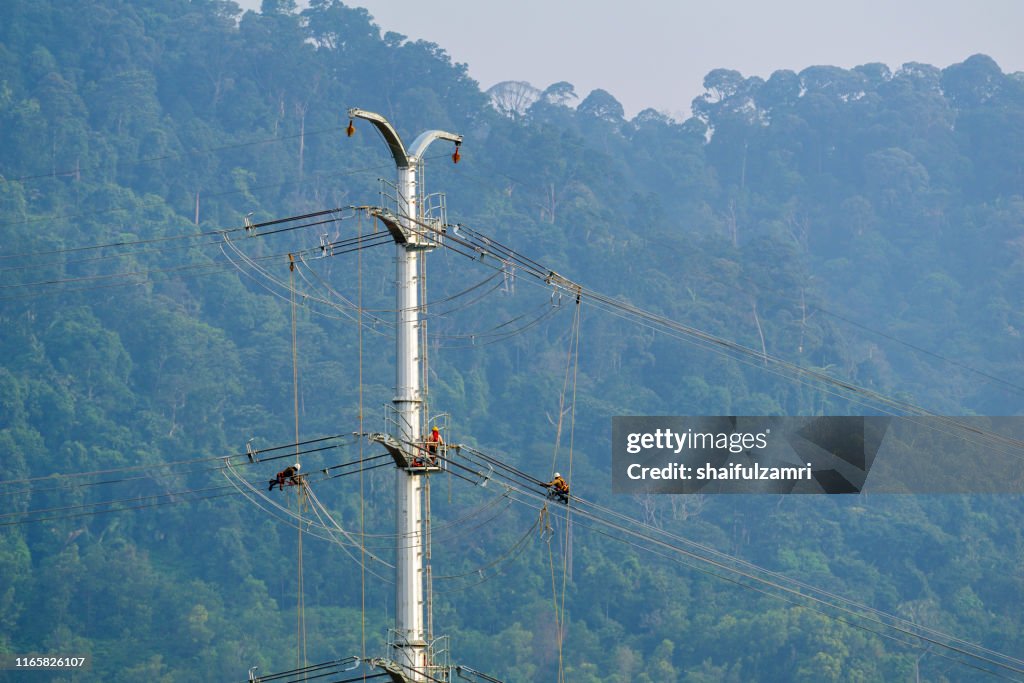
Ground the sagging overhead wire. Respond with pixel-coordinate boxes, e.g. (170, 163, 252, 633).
(299, 267, 506, 318)
(454, 438, 1024, 679)
(220, 227, 392, 318)
(0, 151, 404, 231)
(430, 495, 515, 547)
(571, 491, 1024, 676)
(437, 446, 1004, 672)
(0, 433, 355, 490)
(304, 484, 392, 567)
(572, 515, 1024, 683)
(0, 436, 360, 529)
(294, 251, 392, 330)
(232, 440, 521, 551)
(0, 207, 347, 264)
(809, 303, 1024, 397)
(229, 655, 381, 683)
(0, 483, 238, 525)
(432, 446, 1024, 681)
(432, 300, 564, 349)
(0, 234, 227, 278)
(318, 466, 518, 548)
(389, 212, 1024, 462)
(0, 209, 367, 302)
(432, 508, 540, 594)
(199, 440, 522, 583)
(448, 140, 1010, 410)
(0, 486, 239, 528)
(0, 254, 242, 295)
(8, 125, 348, 186)
(221, 461, 394, 585)
(424, 271, 505, 316)
(324, 214, 570, 346)
(295, 232, 501, 324)
(228, 218, 561, 346)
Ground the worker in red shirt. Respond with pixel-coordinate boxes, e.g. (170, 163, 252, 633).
(426, 425, 444, 464)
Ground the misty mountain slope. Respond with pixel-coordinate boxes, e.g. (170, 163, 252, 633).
(1, 1, 1023, 681)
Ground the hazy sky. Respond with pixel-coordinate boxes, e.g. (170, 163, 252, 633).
(239, 0, 1024, 119)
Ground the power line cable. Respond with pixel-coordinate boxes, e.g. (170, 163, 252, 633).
(453, 135, 976, 416)
(448, 440, 1024, 674)
(0, 156, 396, 230)
(433, 447, 1024, 679)
(0, 483, 236, 522)
(414, 217, 1024, 461)
(0, 489, 239, 527)
(0, 433, 352, 488)
(438, 442, 1024, 676)
(4, 439, 363, 525)
(0, 210, 372, 302)
(8, 126, 347, 185)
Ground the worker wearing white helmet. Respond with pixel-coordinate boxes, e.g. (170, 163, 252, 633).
(269, 462, 302, 491)
(546, 472, 569, 503)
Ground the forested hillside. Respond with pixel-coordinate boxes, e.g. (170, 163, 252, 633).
(2, 1, 1024, 681)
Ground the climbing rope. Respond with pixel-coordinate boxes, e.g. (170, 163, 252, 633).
(542, 503, 565, 683)
(289, 253, 308, 675)
(549, 296, 578, 478)
(542, 294, 582, 683)
(558, 294, 581, 683)
(358, 214, 368, 677)
(544, 287, 581, 683)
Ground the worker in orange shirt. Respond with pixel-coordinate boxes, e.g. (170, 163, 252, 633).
(546, 472, 569, 503)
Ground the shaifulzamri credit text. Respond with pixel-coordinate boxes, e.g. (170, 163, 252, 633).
(626, 462, 813, 481)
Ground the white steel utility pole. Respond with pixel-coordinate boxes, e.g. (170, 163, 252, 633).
(347, 108, 461, 683)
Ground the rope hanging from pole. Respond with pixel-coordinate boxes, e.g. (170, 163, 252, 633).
(550, 294, 580, 476)
(358, 210, 369, 667)
(544, 505, 565, 683)
(289, 253, 308, 674)
(558, 295, 581, 683)
(543, 292, 582, 683)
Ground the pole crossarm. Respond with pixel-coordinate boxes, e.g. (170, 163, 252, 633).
(369, 208, 409, 244)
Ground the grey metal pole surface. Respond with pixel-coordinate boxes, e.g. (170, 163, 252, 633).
(348, 109, 461, 683)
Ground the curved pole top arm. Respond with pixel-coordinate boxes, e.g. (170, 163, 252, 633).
(349, 108, 409, 167)
(409, 129, 463, 161)
(349, 108, 462, 168)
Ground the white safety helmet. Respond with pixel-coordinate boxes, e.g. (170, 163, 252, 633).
(553, 472, 560, 478)
(294, 463, 301, 471)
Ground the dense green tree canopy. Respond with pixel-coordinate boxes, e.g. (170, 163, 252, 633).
(1, 1, 1023, 681)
